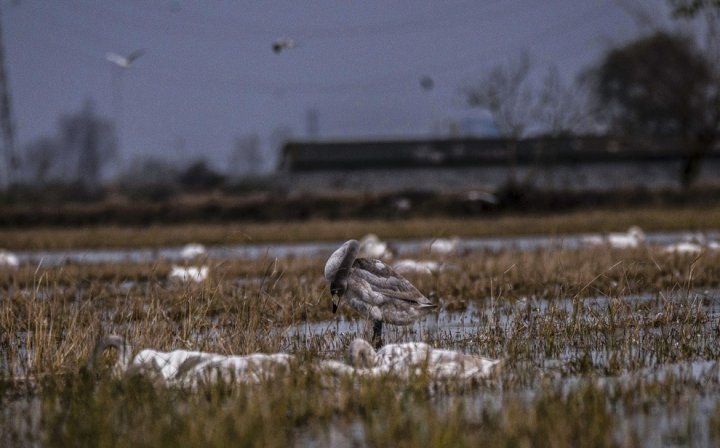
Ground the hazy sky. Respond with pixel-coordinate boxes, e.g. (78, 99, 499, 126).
(2, 0, 677, 174)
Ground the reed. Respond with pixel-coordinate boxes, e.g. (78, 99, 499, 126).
(1, 243, 719, 446)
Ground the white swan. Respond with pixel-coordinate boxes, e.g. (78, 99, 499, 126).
(663, 241, 704, 254)
(169, 265, 209, 283)
(88, 335, 292, 387)
(428, 237, 460, 255)
(392, 259, 442, 275)
(325, 240, 436, 348)
(0, 249, 19, 268)
(319, 339, 500, 381)
(180, 243, 207, 260)
(348, 339, 500, 380)
(607, 226, 645, 249)
(105, 49, 145, 68)
(358, 234, 394, 260)
(582, 226, 646, 249)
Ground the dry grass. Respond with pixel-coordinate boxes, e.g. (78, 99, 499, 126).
(1, 244, 719, 446)
(2, 204, 720, 250)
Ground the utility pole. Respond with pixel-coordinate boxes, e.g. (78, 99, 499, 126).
(0, 3, 16, 189)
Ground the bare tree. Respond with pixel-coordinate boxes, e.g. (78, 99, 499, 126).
(23, 137, 59, 185)
(229, 133, 262, 177)
(534, 66, 598, 137)
(670, 0, 720, 17)
(462, 53, 535, 139)
(271, 126, 294, 171)
(58, 101, 117, 189)
(461, 53, 537, 185)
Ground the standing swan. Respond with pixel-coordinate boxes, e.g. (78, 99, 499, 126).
(324, 239, 436, 348)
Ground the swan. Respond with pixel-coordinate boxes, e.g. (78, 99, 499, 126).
(325, 240, 436, 348)
(663, 241, 704, 254)
(0, 249, 19, 268)
(607, 226, 645, 249)
(582, 226, 646, 249)
(428, 237, 460, 255)
(88, 335, 292, 387)
(348, 338, 500, 380)
(272, 37, 296, 53)
(358, 234, 394, 260)
(105, 49, 145, 69)
(319, 339, 500, 381)
(169, 265, 209, 283)
(180, 243, 207, 260)
(392, 259, 442, 275)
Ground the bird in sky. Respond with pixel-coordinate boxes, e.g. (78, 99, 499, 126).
(105, 49, 146, 69)
(272, 37, 296, 54)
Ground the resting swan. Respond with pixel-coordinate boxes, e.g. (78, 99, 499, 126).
(319, 339, 500, 381)
(88, 335, 292, 387)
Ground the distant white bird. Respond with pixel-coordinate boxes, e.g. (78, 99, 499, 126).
(392, 259, 442, 275)
(272, 37, 295, 53)
(358, 233, 393, 260)
(582, 226, 646, 249)
(580, 234, 606, 247)
(88, 335, 293, 388)
(463, 190, 498, 204)
(664, 233, 719, 254)
(663, 241, 703, 255)
(0, 249, 19, 268)
(607, 226, 645, 249)
(325, 239, 436, 348)
(105, 49, 145, 68)
(180, 243, 207, 260)
(169, 265, 209, 283)
(429, 237, 460, 255)
(335, 338, 500, 380)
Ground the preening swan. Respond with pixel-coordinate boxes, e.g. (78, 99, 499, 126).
(324, 239, 436, 348)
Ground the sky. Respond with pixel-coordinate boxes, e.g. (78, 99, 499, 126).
(1, 0, 679, 176)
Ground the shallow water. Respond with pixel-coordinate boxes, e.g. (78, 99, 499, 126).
(13, 230, 720, 266)
(3, 288, 720, 446)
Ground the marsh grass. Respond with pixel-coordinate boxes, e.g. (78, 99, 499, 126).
(2, 204, 720, 250)
(1, 245, 720, 446)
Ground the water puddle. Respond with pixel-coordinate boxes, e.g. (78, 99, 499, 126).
(13, 230, 720, 266)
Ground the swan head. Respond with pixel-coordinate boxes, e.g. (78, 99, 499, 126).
(87, 335, 133, 375)
(628, 226, 645, 241)
(348, 338, 378, 369)
(324, 240, 359, 313)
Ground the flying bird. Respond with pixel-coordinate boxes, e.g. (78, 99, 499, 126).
(272, 37, 296, 54)
(324, 239, 436, 348)
(105, 49, 146, 69)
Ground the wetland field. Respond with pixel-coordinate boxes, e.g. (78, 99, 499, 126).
(2, 216, 720, 447)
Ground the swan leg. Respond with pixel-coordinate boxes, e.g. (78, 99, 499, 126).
(371, 320, 384, 349)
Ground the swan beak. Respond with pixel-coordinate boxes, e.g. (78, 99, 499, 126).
(332, 295, 339, 313)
